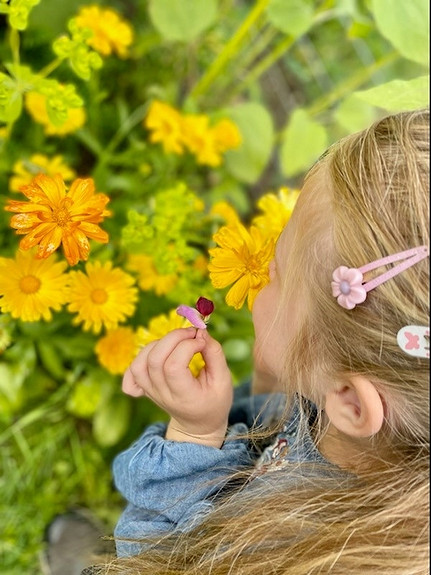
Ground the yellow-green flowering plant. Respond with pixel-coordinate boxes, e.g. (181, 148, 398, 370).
(0, 0, 428, 571)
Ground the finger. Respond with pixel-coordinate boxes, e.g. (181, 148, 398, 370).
(161, 337, 207, 385)
(146, 327, 197, 383)
(122, 367, 146, 397)
(196, 330, 230, 382)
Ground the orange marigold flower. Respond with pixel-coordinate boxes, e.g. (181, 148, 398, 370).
(75, 5, 133, 57)
(5, 174, 111, 266)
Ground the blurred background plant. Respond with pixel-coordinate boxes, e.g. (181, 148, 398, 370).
(0, 0, 428, 572)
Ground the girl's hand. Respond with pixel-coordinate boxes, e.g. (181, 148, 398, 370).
(122, 328, 233, 448)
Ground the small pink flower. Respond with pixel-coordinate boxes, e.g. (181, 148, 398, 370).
(331, 266, 367, 310)
(176, 297, 215, 329)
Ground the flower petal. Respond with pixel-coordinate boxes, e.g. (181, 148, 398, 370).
(176, 305, 207, 329)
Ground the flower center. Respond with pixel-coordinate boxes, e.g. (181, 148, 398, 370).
(19, 275, 41, 294)
(53, 206, 72, 227)
(340, 280, 351, 295)
(91, 288, 108, 305)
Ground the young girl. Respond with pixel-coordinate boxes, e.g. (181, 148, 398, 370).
(102, 109, 429, 574)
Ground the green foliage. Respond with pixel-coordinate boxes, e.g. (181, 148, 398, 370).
(267, 0, 315, 37)
(353, 75, 430, 111)
(225, 102, 274, 184)
(280, 108, 328, 177)
(0, 0, 428, 571)
(148, 0, 218, 42)
(371, 0, 429, 66)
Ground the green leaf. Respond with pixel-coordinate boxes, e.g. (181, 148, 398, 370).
(222, 338, 251, 362)
(224, 103, 274, 184)
(148, 0, 218, 42)
(0, 73, 23, 123)
(0, 364, 25, 415)
(37, 340, 65, 380)
(266, 0, 315, 38)
(8, 0, 41, 31)
(280, 108, 328, 177)
(334, 95, 377, 133)
(67, 376, 103, 419)
(370, 0, 429, 65)
(93, 393, 131, 447)
(353, 76, 430, 111)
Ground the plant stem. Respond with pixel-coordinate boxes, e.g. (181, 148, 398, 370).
(95, 103, 148, 167)
(9, 28, 20, 68)
(39, 57, 63, 79)
(305, 51, 399, 117)
(189, 0, 271, 100)
(230, 8, 338, 99)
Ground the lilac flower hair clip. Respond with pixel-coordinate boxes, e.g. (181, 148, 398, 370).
(331, 245, 428, 310)
(176, 297, 215, 329)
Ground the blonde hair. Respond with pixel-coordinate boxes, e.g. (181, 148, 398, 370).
(100, 110, 429, 574)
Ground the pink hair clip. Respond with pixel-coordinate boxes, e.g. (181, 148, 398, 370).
(332, 245, 429, 310)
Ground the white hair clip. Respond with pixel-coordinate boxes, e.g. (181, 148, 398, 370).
(397, 326, 429, 359)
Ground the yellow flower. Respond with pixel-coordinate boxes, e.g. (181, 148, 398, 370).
(5, 174, 111, 266)
(0, 250, 69, 322)
(9, 154, 76, 192)
(208, 223, 275, 310)
(67, 261, 138, 334)
(126, 253, 178, 296)
(193, 254, 209, 275)
(137, 310, 205, 377)
(182, 114, 220, 166)
(95, 327, 139, 375)
(210, 201, 241, 226)
(182, 116, 241, 167)
(0, 126, 9, 142)
(211, 118, 242, 153)
(25, 92, 86, 136)
(252, 187, 300, 238)
(144, 100, 185, 154)
(75, 5, 133, 57)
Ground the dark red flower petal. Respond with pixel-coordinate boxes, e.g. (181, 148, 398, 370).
(195, 296, 214, 316)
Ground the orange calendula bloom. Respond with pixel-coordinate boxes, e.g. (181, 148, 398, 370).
(67, 261, 138, 334)
(208, 223, 275, 311)
(144, 100, 185, 154)
(9, 154, 76, 192)
(25, 92, 86, 136)
(0, 250, 69, 322)
(75, 5, 134, 57)
(5, 174, 111, 266)
(95, 327, 139, 375)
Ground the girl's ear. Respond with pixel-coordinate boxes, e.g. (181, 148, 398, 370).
(324, 375, 384, 438)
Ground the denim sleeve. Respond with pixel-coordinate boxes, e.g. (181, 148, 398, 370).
(112, 421, 252, 556)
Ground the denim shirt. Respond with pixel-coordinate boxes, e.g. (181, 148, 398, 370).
(113, 385, 343, 557)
